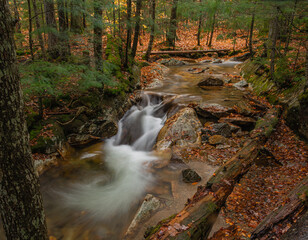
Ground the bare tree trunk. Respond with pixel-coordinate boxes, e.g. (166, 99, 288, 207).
(208, 13, 215, 47)
(131, 0, 142, 60)
(197, 0, 203, 46)
(0, 1, 48, 239)
(145, 0, 156, 61)
(70, 0, 83, 33)
(249, 12, 255, 55)
(27, 0, 34, 60)
(44, 0, 60, 59)
(93, 0, 103, 72)
(12, 0, 21, 33)
(58, 0, 70, 59)
(124, 0, 132, 68)
(166, 0, 178, 48)
(284, 0, 298, 56)
(269, 12, 279, 79)
(32, 0, 46, 57)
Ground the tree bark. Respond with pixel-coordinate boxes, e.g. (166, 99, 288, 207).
(93, 0, 103, 72)
(131, 0, 142, 60)
(0, 1, 48, 239)
(44, 0, 60, 59)
(32, 0, 46, 56)
(124, 0, 132, 68)
(166, 0, 178, 48)
(145, 0, 156, 61)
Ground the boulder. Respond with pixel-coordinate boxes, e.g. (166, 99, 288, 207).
(182, 169, 202, 183)
(208, 135, 228, 145)
(125, 194, 161, 237)
(79, 119, 118, 139)
(220, 116, 256, 131)
(198, 76, 224, 88)
(212, 59, 223, 63)
(195, 103, 235, 119)
(158, 58, 187, 66)
(234, 80, 248, 89)
(212, 123, 232, 138)
(156, 108, 202, 150)
(67, 134, 101, 147)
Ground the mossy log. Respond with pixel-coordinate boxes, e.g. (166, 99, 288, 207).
(148, 107, 280, 240)
(251, 176, 308, 240)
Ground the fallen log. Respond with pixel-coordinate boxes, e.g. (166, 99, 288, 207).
(144, 49, 230, 55)
(147, 107, 280, 240)
(251, 175, 308, 240)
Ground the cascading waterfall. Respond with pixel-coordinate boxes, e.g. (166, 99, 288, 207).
(58, 93, 168, 219)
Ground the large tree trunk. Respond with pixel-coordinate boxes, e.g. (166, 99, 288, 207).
(131, 0, 142, 60)
(32, 0, 46, 56)
(0, 1, 48, 239)
(145, 0, 156, 61)
(93, 0, 103, 72)
(57, 0, 70, 59)
(124, 0, 132, 68)
(44, 0, 60, 59)
(166, 0, 178, 48)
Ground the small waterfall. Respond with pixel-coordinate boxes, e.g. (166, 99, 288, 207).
(58, 93, 169, 219)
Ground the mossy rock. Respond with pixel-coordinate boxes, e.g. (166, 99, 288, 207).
(30, 122, 65, 154)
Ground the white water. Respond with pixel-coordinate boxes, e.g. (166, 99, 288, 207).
(58, 93, 167, 220)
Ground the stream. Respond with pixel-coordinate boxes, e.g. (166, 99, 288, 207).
(40, 60, 245, 240)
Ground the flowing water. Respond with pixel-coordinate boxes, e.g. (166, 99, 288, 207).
(39, 60, 244, 240)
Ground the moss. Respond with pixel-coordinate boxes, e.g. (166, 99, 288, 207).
(144, 214, 177, 239)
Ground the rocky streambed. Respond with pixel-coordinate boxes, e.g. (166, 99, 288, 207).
(38, 58, 290, 240)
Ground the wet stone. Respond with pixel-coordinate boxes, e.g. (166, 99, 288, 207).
(182, 169, 202, 183)
(198, 76, 224, 87)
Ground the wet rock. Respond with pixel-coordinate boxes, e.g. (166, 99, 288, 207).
(67, 134, 102, 147)
(200, 59, 211, 63)
(158, 58, 187, 66)
(79, 119, 118, 139)
(146, 78, 163, 89)
(182, 169, 202, 183)
(195, 103, 235, 119)
(208, 135, 228, 145)
(198, 76, 224, 87)
(234, 80, 248, 89)
(228, 123, 241, 133)
(212, 59, 223, 63)
(125, 194, 161, 237)
(151, 148, 172, 169)
(187, 67, 208, 74)
(208, 155, 217, 163)
(171, 145, 207, 163)
(156, 108, 202, 150)
(234, 101, 254, 117)
(220, 116, 256, 131)
(224, 79, 232, 84)
(212, 123, 232, 138)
